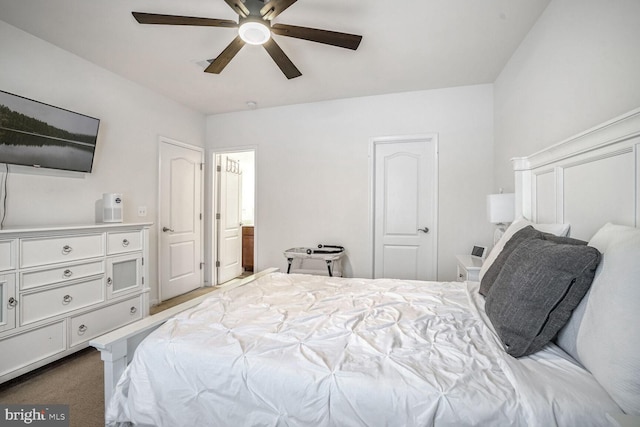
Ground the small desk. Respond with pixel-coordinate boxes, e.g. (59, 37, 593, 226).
(284, 246, 344, 277)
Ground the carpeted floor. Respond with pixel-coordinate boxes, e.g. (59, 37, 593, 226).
(0, 347, 104, 427)
(0, 285, 218, 427)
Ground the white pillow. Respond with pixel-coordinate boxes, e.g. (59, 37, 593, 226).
(569, 223, 640, 415)
(588, 222, 636, 253)
(478, 217, 571, 282)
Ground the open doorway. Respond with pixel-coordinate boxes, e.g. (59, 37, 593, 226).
(212, 149, 256, 285)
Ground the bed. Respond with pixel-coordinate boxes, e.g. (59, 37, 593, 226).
(92, 107, 640, 426)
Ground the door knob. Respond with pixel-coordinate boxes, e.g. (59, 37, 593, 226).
(162, 227, 174, 232)
(418, 227, 430, 233)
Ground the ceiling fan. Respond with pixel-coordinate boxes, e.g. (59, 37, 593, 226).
(132, 0, 363, 79)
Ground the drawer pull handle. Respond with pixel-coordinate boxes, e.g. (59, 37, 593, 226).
(78, 324, 87, 334)
(62, 245, 73, 255)
(122, 239, 130, 247)
(8, 297, 18, 308)
(63, 269, 73, 278)
(107, 277, 112, 286)
(63, 295, 73, 304)
(130, 306, 137, 314)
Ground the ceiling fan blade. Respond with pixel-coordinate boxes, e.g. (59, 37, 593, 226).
(271, 24, 362, 50)
(262, 38, 302, 79)
(223, 0, 250, 18)
(132, 12, 238, 28)
(260, 0, 297, 20)
(205, 36, 245, 74)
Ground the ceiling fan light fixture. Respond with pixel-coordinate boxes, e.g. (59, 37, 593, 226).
(238, 21, 271, 45)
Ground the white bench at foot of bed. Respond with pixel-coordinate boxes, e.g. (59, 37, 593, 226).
(90, 268, 279, 412)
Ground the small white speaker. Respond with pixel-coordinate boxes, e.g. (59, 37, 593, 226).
(103, 193, 123, 223)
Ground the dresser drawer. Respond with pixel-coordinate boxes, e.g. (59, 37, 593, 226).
(0, 274, 16, 333)
(21, 234, 105, 268)
(0, 240, 16, 272)
(21, 278, 105, 325)
(21, 260, 105, 291)
(69, 296, 142, 347)
(0, 321, 66, 377)
(107, 230, 142, 255)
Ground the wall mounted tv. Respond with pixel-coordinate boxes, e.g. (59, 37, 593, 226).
(0, 90, 100, 173)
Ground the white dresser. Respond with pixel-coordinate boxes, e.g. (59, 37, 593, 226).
(0, 223, 151, 384)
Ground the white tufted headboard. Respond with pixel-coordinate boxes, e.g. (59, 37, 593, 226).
(512, 108, 640, 241)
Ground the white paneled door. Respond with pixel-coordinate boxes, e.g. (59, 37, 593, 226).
(216, 155, 243, 284)
(159, 138, 203, 301)
(373, 135, 438, 280)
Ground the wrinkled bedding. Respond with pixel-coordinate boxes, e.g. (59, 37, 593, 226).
(107, 273, 619, 426)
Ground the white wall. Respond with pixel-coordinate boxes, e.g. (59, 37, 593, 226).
(0, 21, 206, 302)
(207, 85, 494, 280)
(494, 0, 640, 191)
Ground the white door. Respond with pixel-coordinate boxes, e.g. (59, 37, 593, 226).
(216, 155, 243, 284)
(373, 135, 438, 280)
(159, 139, 203, 301)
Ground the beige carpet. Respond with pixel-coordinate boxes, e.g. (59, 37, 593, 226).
(0, 285, 217, 427)
(0, 347, 104, 427)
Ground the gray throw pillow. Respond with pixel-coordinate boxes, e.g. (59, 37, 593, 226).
(479, 226, 541, 296)
(484, 237, 601, 358)
(479, 226, 588, 296)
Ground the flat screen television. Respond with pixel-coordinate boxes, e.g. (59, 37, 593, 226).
(0, 90, 100, 173)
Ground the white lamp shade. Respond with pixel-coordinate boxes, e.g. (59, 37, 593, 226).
(487, 193, 515, 224)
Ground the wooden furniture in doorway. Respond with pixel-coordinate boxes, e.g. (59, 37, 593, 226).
(242, 226, 254, 272)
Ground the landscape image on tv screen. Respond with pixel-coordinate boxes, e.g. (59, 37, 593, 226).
(0, 90, 100, 173)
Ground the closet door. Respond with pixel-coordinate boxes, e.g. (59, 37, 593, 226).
(159, 138, 204, 301)
(372, 135, 438, 280)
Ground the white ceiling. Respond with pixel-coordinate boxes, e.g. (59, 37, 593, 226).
(0, 0, 550, 115)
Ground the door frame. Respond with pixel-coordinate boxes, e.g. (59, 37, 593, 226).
(369, 134, 439, 280)
(208, 146, 257, 285)
(157, 136, 205, 303)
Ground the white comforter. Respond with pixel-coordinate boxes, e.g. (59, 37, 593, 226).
(107, 273, 619, 426)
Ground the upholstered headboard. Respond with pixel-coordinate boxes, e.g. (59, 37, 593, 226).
(513, 108, 640, 241)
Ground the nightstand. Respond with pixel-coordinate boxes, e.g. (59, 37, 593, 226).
(455, 255, 483, 282)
